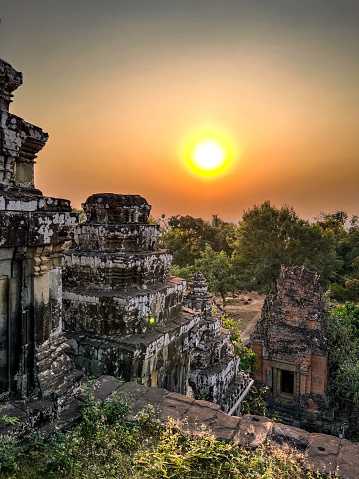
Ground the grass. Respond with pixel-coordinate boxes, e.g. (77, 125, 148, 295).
(0, 388, 327, 479)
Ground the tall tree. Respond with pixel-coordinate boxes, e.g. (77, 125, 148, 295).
(232, 201, 340, 292)
(171, 245, 237, 306)
(159, 214, 235, 267)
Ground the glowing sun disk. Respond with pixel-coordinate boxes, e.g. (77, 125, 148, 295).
(193, 142, 225, 171)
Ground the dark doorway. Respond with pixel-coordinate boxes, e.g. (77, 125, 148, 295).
(281, 370, 294, 395)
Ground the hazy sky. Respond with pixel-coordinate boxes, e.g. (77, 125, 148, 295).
(2, 1, 358, 221)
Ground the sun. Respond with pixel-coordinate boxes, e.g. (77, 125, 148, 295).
(181, 126, 237, 179)
(186, 137, 232, 178)
(192, 141, 225, 172)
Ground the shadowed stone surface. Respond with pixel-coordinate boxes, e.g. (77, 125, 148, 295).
(305, 433, 342, 474)
(270, 423, 312, 451)
(335, 440, 359, 479)
(0, 57, 79, 402)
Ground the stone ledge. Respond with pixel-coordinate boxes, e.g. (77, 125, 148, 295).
(1, 377, 358, 479)
(110, 380, 358, 479)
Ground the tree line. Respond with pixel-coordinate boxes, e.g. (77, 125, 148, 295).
(156, 201, 359, 304)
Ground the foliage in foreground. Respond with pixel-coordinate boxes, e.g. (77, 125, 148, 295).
(0, 389, 326, 479)
(326, 302, 359, 439)
(135, 423, 325, 479)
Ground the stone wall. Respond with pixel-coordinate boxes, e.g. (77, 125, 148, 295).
(62, 197, 252, 411)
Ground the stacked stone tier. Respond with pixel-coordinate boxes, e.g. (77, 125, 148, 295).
(83, 193, 151, 224)
(66, 307, 201, 388)
(0, 191, 77, 247)
(63, 248, 172, 288)
(71, 223, 160, 253)
(62, 276, 186, 337)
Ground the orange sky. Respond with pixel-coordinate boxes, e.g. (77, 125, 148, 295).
(2, 1, 359, 221)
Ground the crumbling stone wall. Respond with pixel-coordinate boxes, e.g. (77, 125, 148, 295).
(0, 58, 78, 401)
(250, 266, 329, 414)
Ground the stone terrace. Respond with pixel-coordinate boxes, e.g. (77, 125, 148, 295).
(2, 377, 357, 479)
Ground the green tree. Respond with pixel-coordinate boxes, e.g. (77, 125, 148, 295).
(159, 214, 235, 267)
(327, 302, 359, 403)
(326, 302, 359, 438)
(316, 211, 359, 300)
(231, 201, 340, 292)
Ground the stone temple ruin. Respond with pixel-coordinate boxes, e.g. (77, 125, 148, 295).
(0, 57, 251, 416)
(2, 57, 359, 479)
(183, 272, 252, 414)
(250, 266, 330, 428)
(61, 194, 251, 414)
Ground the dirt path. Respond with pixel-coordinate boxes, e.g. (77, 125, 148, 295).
(217, 292, 265, 345)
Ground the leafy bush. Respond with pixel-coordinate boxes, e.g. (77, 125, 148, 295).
(327, 302, 359, 438)
(328, 281, 359, 302)
(134, 420, 324, 479)
(240, 385, 269, 417)
(0, 439, 21, 472)
(222, 314, 259, 373)
(0, 392, 327, 479)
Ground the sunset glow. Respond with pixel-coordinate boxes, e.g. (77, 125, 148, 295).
(2, 1, 358, 220)
(182, 127, 237, 179)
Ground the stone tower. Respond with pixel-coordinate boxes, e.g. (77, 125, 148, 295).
(62, 193, 201, 394)
(183, 273, 253, 414)
(0, 59, 78, 400)
(250, 266, 329, 410)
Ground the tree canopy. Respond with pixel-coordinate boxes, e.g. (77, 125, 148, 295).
(158, 203, 359, 299)
(231, 201, 340, 292)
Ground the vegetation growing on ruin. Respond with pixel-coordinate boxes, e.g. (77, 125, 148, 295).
(221, 315, 259, 373)
(0, 391, 326, 479)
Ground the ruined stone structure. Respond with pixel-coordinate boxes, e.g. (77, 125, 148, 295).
(62, 193, 202, 395)
(62, 197, 252, 411)
(0, 59, 78, 400)
(250, 266, 329, 412)
(183, 273, 253, 414)
(0, 57, 251, 416)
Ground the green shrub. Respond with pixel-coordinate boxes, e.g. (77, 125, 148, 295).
(134, 420, 324, 479)
(0, 392, 327, 478)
